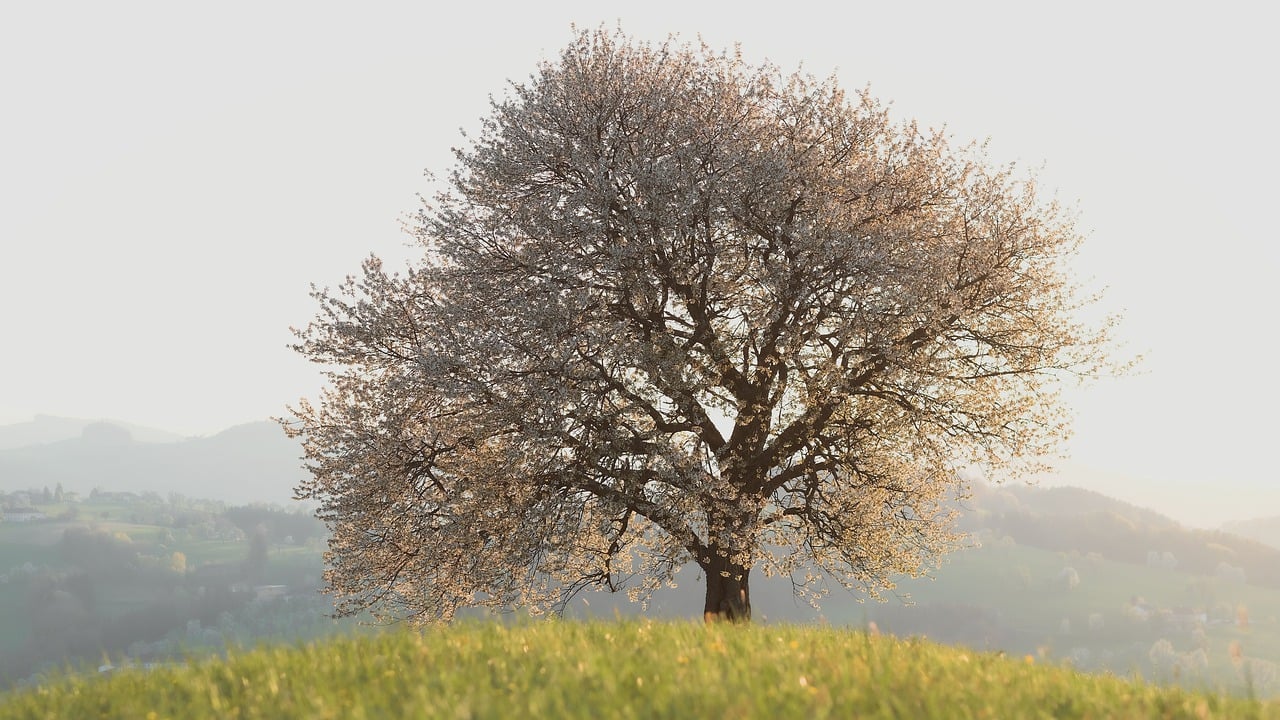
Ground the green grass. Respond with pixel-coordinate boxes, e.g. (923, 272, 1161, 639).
(2, 621, 1276, 719)
(177, 539, 249, 565)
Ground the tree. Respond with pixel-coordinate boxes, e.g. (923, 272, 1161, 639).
(244, 524, 269, 583)
(286, 29, 1113, 623)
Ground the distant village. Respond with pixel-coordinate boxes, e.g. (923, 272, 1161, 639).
(0, 488, 58, 523)
(0, 486, 156, 523)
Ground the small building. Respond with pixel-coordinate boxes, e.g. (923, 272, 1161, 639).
(2, 508, 47, 523)
(1169, 607, 1208, 630)
(252, 585, 289, 603)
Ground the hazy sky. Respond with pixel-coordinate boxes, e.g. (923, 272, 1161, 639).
(2, 1, 1275, 526)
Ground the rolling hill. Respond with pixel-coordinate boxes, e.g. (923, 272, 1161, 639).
(0, 420, 303, 505)
(0, 415, 183, 450)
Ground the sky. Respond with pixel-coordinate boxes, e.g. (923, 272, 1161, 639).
(1, 1, 1275, 527)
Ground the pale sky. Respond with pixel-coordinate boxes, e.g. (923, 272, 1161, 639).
(1, 1, 1275, 527)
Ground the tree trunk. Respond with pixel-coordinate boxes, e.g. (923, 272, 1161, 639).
(702, 551, 751, 623)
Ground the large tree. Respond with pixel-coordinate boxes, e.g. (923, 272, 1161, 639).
(287, 29, 1112, 623)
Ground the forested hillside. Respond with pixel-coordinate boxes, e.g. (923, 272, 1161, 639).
(1224, 516, 1280, 551)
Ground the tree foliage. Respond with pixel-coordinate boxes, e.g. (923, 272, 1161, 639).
(286, 28, 1113, 623)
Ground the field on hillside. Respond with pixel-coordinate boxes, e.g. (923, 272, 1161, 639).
(0, 510, 243, 653)
(0, 493, 341, 687)
(2, 622, 1276, 719)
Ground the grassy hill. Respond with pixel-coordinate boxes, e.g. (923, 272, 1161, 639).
(2, 621, 1276, 719)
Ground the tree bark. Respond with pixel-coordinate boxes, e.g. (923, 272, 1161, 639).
(701, 551, 751, 623)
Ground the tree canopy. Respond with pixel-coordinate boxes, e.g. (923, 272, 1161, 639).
(287, 29, 1113, 623)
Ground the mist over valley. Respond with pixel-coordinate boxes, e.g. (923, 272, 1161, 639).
(2, 414, 1278, 696)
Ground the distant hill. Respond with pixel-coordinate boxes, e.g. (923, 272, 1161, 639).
(1020, 461, 1279, 530)
(0, 415, 184, 450)
(0, 420, 304, 506)
(966, 482, 1180, 530)
(960, 479, 1280, 588)
(1222, 516, 1280, 550)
